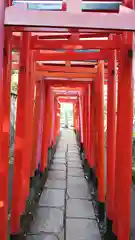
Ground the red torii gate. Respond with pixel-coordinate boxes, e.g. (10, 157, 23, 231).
(0, 0, 134, 240)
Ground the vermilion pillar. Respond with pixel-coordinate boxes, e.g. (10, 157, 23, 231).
(79, 95, 83, 152)
(90, 82, 95, 169)
(41, 84, 52, 172)
(50, 94, 55, 147)
(93, 80, 99, 184)
(11, 33, 32, 234)
(0, 28, 12, 240)
(7, 0, 12, 5)
(55, 99, 60, 142)
(52, 97, 57, 146)
(24, 52, 36, 198)
(88, 82, 96, 185)
(73, 103, 76, 131)
(74, 102, 79, 133)
(96, 61, 105, 221)
(113, 40, 133, 240)
(49, 91, 54, 148)
(81, 94, 86, 163)
(84, 86, 89, 160)
(36, 82, 45, 170)
(76, 97, 81, 142)
(87, 84, 91, 166)
(105, 51, 116, 238)
(82, 91, 88, 155)
(31, 81, 42, 176)
(76, 99, 80, 134)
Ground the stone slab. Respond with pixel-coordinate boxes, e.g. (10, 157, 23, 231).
(68, 152, 79, 156)
(48, 170, 66, 180)
(67, 177, 91, 200)
(57, 148, 66, 152)
(68, 157, 81, 162)
(68, 176, 87, 186)
(30, 207, 64, 234)
(45, 179, 66, 190)
(67, 159, 81, 164)
(68, 148, 78, 151)
(27, 228, 64, 240)
(67, 198, 95, 219)
(68, 161, 82, 168)
(53, 159, 66, 164)
(54, 153, 66, 158)
(66, 218, 101, 240)
(68, 151, 79, 155)
(26, 234, 58, 240)
(39, 189, 65, 208)
(51, 163, 66, 171)
(68, 168, 84, 177)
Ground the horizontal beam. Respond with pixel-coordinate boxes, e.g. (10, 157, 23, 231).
(13, 62, 107, 74)
(9, 26, 123, 33)
(58, 98, 77, 103)
(32, 39, 121, 50)
(12, 61, 108, 68)
(54, 86, 80, 90)
(36, 71, 96, 79)
(5, 6, 135, 30)
(36, 64, 98, 73)
(12, 36, 121, 50)
(34, 51, 108, 61)
(37, 32, 110, 39)
(55, 94, 78, 98)
(42, 79, 92, 85)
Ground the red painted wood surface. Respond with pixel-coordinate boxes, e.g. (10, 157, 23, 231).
(1, 28, 12, 240)
(113, 35, 133, 240)
(41, 85, 52, 172)
(34, 51, 109, 61)
(31, 81, 42, 176)
(106, 50, 116, 221)
(95, 61, 105, 203)
(11, 33, 32, 233)
(87, 84, 91, 166)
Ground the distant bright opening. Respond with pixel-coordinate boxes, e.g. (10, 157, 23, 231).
(60, 103, 73, 129)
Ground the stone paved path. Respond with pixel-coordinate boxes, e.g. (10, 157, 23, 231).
(26, 129, 101, 240)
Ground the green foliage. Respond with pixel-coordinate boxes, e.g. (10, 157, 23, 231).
(132, 167, 135, 184)
(11, 70, 18, 94)
(11, 81, 18, 94)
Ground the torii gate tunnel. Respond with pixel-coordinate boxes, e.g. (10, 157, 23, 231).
(0, 0, 135, 239)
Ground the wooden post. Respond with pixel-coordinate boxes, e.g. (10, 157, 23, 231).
(105, 50, 116, 238)
(0, 28, 12, 240)
(78, 96, 83, 152)
(96, 61, 105, 222)
(40, 84, 53, 172)
(31, 81, 42, 176)
(11, 33, 33, 234)
(87, 84, 91, 167)
(113, 33, 133, 240)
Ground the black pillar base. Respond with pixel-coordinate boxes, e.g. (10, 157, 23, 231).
(10, 233, 26, 240)
(80, 142, 84, 155)
(87, 167, 95, 183)
(97, 201, 105, 222)
(91, 172, 98, 191)
(83, 158, 87, 170)
(95, 176, 98, 190)
(30, 176, 34, 188)
(104, 218, 118, 239)
(48, 147, 53, 166)
(84, 159, 89, 179)
(104, 231, 117, 240)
